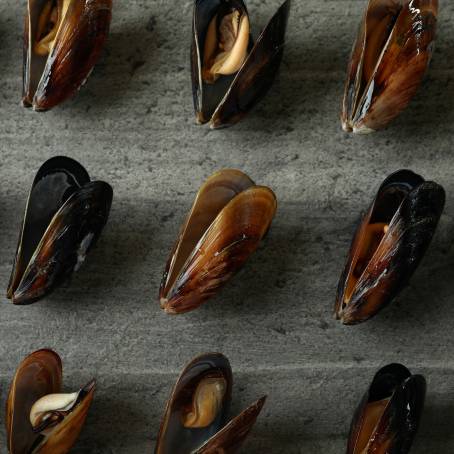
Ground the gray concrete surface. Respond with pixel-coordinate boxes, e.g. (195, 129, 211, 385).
(1, 0, 454, 452)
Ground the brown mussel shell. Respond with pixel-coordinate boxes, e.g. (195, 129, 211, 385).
(159, 169, 277, 314)
(342, 0, 438, 133)
(7, 156, 113, 305)
(6, 349, 95, 454)
(335, 170, 445, 325)
(155, 353, 266, 454)
(192, 0, 290, 128)
(347, 363, 426, 454)
(23, 0, 112, 111)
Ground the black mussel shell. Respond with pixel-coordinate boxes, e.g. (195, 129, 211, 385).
(7, 156, 113, 305)
(335, 170, 445, 325)
(155, 353, 266, 454)
(347, 363, 426, 454)
(191, 0, 290, 128)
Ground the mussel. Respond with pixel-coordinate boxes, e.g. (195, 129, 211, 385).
(335, 170, 445, 325)
(23, 0, 112, 111)
(6, 349, 95, 454)
(155, 353, 266, 454)
(342, 0, 438, 133)
(160, 169, 277, 314)
(346, 363, 426, 454)
(7, 156, 113, 305)
(191, 0, 291, 128)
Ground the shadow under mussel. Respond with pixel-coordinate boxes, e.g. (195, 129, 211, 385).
(191, 0, 291, 129)
(155, 353, 266, 454)
(6, 349, 95, 454)
(7, 156, 113, 305)
(346, 363, 426, 454)
(23, 0, 112, 111)
(335, 170, 445, 325)
(342, 0, 438, 134)
(159, 169, 277, 314)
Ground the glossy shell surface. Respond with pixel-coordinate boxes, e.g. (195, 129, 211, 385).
(160, 169, 276, 314)
(335, 169, 445, 325)
(342, 0, 438, 133)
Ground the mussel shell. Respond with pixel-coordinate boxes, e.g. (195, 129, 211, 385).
(194, 396, 266, 453)
(211, 0, 291, 129)
(33, 380, 96, 454)
(191, 0, 252, 124)
(342, 0, 438, 133)
(335, 170, 445, 325)
(155, 353, 233, 454)
(160, 169, 276, 314)
(6, 349, 62, 454)
(191, 0, 290, 128)
(347, 363, 426, 454)
(23, 0, 112, 110)
(8, 156, 113, 305)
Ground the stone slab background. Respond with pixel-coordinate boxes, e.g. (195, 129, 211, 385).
(0, 0, 453, 452)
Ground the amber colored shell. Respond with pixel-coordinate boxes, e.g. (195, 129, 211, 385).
(342, 0, 438, 133)
(160, 169, 276, 314)
(23, 0, 112, 110)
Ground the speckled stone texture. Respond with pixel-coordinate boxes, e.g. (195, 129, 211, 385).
(0, 0, 454, 453)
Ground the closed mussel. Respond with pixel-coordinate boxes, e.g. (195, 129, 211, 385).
(6, 349, 95, 454)
(346, 363, 426, 454)
(342, 0, 438, 133)
(160, 169, 276, 314)
(23, 0, 112, 110)
(7, 156, 113, 305)
(155, 353, 266, 454)
(192, 0, 291, 128)
(335, 170, 444, 325)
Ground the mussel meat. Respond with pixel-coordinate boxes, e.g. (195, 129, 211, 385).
(7, 156, 113, 305)
(191, 0, 291, 128)
(335, 170, 445, 325)
(155, 353, 266, 454)
(346, 363, 426, 454)
(342, 0, 438, 133)
(23, 0, 112, 111)
(159, 169, 277, 314)
(6, 349, 95, 454)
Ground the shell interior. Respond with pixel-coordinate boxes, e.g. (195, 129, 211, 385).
(348, 364, 426, 454)
(155, 353, 233, 454)
(192, 0, 290, 127)
(31, 380, 96, 454)
(342, 170, 424, 309)
(25, 0, 74, 104)
(6, 349, 63, 454)
(193, 0, 252, 123)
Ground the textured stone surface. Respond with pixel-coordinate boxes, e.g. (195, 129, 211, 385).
(0, 0, 454, 452)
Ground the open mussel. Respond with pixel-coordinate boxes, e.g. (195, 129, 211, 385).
(6, 349, 95, 454)
(7, 156, 113, 305)
(346, 363, 426, 454)
(342, 0, 438, 133)
(335, 170, 445, 325)
(155, 353, 266, 454)
(23, 0, 112, 111)
(160, 169, 276, 314)
(191, 0, 291, 128)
